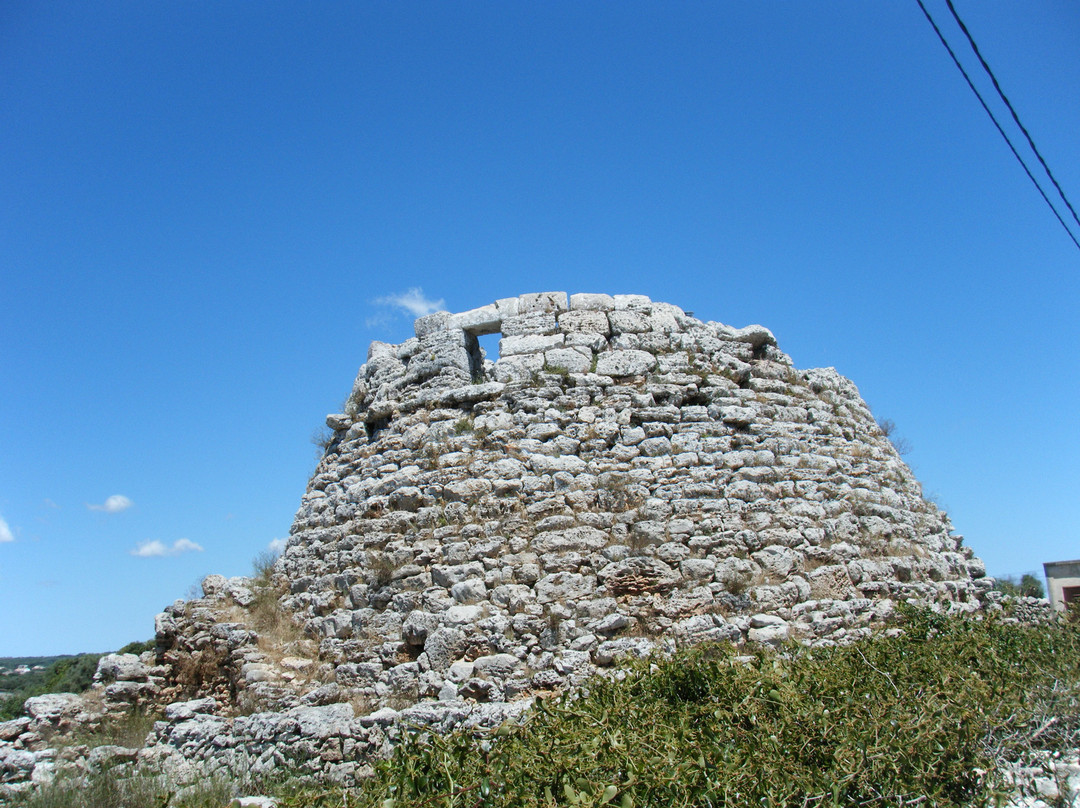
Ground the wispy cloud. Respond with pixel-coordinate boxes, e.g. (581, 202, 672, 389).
(130, 538, 203, 558)
(0, 515, 13, 543)
(88, 494, 133, 513)
(373, 287, 445, 318)
(268, 537, 287, 554)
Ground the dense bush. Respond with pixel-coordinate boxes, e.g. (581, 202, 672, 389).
(350, 607, 1080, 808)
(11, 610, 1080, 808)
(0, 641, 151, 721)
(993, 573, 1046, 599)
(0, 654, 102, 721)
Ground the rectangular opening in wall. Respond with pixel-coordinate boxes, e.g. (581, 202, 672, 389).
(1063, 585, 1080, 608)
(477, 332, 501, 363)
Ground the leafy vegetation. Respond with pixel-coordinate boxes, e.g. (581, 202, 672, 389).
(0, 653, 103, 721)
(350, 607, 1080, 808)
(11, 609, 1080, 807)
(992, 573, 1046, 599)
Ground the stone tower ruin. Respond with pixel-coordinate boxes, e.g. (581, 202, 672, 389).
(156, 291, 990, 719)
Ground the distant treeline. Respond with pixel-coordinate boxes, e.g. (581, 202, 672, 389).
(0, 640, 153, 721)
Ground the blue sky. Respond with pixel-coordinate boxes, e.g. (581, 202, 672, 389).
(2, 2, 1077, 656)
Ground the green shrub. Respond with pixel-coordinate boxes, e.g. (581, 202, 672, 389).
(993, 573, 1045, 599)
(0, 653, 103, 721)
(350, 607, 1080, 808)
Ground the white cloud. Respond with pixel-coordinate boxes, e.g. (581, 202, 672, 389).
(88, 494, 133, 513)
(373, 287, 445, 318)
(268, 538, 287, 554)
(130, 538, 203, 558)
(0, 515, 13, 543)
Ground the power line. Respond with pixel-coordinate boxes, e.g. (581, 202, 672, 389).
(944, 0, 1080, 234)
(914, 0, 1080, 252)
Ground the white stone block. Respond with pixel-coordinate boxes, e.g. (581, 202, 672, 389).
(449, 304, 502, 334)
(569, 293, 614, 311)
(500, 333, 565, 356)
(543, 347, 592, 373)
(612, 294, 652, 311)
(518, 291, 569, 314)
(414, 311, 453, 338)
(594, 349, 657, 376)
(558, 310, 611, 335)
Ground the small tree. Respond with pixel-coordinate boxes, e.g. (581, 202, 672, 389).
(1019, 573, 1045, 598)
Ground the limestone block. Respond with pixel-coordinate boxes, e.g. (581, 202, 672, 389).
(594, 349, 657, 376)
(23, 693, 82, 722)
(431, 562, 485, 588)
(529, 454, 587, 475)
(598, 557, 680, 595)
(535, 572, 595, 604)
(95, 653, 148, 683)
(414, 311, 453, 338)
(501, 312, 559, 336)
(443, 479, 493, 502)
(612, 294, 652, 310)
(720, 406, 755, 427)
(747, 614, 789, 646)
(442, 604, 484, 625)
(730, 324, 776, 348)
(681, 558, 716, 581)
(531, 526, 609, 554)
(449, 304, 501, 334)
(543, 348, 592, 373)
(326, 413, 350, 431)
(0, 747, 36, 778)
(450, 579, 488, 604)
(367, 341, 397, 360)
(104, 680, 154, 703)
(639, 437, 672, 457)
(200, 574, 228, 597)
(494, 297, 520, 319)
(518, 291, 568, 314)
(608, 310, 650, 334)
(569, 293, 614, 311)
(593, 637, 654, 666)
(558, 310, 611, 335)
(564, 332, 608, 351)
(402, 611, 440, 647)
(0, 717, 30, 741)
(492, 353, 543, 382)
(714, 557, 761, 591)
(500, 333, 565, 356)
(424, 628, 468, 672)
(649, 306, 680, 333)
(447, 660, 475, 683)
(472, 654, 521, 679)
(164, 698, 218, 722)
(753, 546, 801, 578)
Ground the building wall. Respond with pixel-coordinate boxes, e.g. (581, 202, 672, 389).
(1043, 560, 1080, 611)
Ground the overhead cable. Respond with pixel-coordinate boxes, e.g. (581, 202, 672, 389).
(944, 0, 1080, 234)
(914, 0, 1080, 252)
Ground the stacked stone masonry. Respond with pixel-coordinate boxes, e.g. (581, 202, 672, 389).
(169, 291, 990, 720)
(1, 292, 1001, 797)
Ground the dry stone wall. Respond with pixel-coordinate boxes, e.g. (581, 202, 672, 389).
(203, 291, 990, 716)
(1, 292, 998, 798)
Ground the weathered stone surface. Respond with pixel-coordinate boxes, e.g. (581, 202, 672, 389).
(95, 653, 148, 683)
(599, 557, 680, 595)
(0, 291, 992, 800)
(22, 694, 82, 723)
(594, 349, 656, 376)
